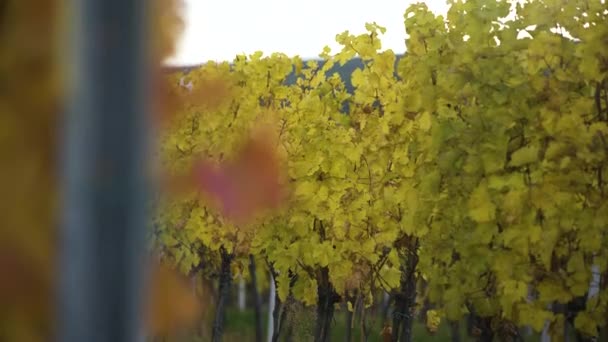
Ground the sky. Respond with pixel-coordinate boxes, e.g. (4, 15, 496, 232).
(168, 0, 450, 66)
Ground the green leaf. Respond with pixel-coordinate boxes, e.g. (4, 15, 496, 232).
(509, 145, 539, 167)
(418, 112, 432, 132)
(295, 181, 317, 198)
(468, 182, 496, 223)
(574, 312, 599, 337)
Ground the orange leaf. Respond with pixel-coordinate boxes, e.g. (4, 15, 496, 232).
(192, 126, 287, 224)
(187, 76, 232, 110)
(145, 262, 201, 335)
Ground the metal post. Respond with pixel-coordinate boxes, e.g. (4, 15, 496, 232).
(59, 0, 150, 341)
(267, 272, 275, 342)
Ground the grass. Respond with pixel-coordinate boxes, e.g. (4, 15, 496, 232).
(221, 307, 464, 342)
(157, 306, 546, 341)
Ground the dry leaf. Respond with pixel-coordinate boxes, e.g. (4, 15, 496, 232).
(145, 262, 201, 335)
(381, 322, 392, 342)
(191, 126, 286, 224)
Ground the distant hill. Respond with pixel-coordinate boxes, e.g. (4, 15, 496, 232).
(284, 56, 404, 93)
(163, 54, 405, 94)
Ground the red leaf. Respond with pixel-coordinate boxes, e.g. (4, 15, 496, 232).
(192, 127, 286, 224)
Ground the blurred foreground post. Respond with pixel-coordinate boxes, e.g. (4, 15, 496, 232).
(59, 0, 150, 341)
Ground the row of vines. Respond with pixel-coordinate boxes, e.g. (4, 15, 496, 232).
(154, 1, 608, 341)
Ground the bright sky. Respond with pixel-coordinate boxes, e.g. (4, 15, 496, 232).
(168, 0, 450, 66)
